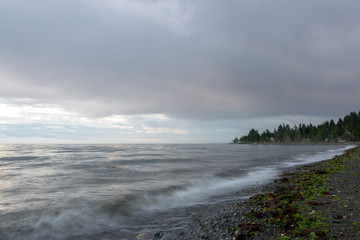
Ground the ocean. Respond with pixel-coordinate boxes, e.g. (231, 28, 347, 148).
(0, 144, 354, 239)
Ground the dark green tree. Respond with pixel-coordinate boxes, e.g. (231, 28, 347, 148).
(235, 110, 360, 143)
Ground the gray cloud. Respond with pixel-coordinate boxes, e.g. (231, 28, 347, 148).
(1, 0, 360, 120)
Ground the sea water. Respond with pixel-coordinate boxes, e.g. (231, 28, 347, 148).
(0, 144, 355, 239)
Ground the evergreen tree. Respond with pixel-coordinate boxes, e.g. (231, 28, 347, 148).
(235, 110, 360, 143)
(247, 129, 260, 142)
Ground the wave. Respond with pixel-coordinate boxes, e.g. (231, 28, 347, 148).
(284, 145, 357, 167)
(2, 203, 128, 240)
(128, 167, 280, 211)
(1, 144, 356, 240)
(2, 167, 281, 240)
(0, 156, 40, 161)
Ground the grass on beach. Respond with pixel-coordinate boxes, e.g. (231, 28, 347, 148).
(232, 146, 360, 240)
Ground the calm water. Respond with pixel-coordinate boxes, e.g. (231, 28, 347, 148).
(0, 144, 354, 239)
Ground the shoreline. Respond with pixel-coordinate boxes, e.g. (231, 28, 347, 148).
(232, 142, 357, 146)
(67, 145, 359, 240)
(156, 145, 360, 240)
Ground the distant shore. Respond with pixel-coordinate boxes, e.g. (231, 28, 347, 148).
(231, 141, 358, 145)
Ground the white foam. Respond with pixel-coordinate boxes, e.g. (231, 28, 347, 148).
(136, 167, 280, 211)
(6, 206, 122, 240)
(285, 145, 357, 167)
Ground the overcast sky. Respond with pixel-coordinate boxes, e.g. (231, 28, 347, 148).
(1, 0, 359, 143)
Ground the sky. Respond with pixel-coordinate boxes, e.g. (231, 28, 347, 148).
(0, 0, 360, 144)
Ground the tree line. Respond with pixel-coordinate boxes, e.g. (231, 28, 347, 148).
(233, 111, 360, 144)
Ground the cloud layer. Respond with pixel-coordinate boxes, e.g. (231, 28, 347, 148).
(1, 0, 360, 142)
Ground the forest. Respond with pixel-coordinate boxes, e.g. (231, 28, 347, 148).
(233, 111, 360, 144)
